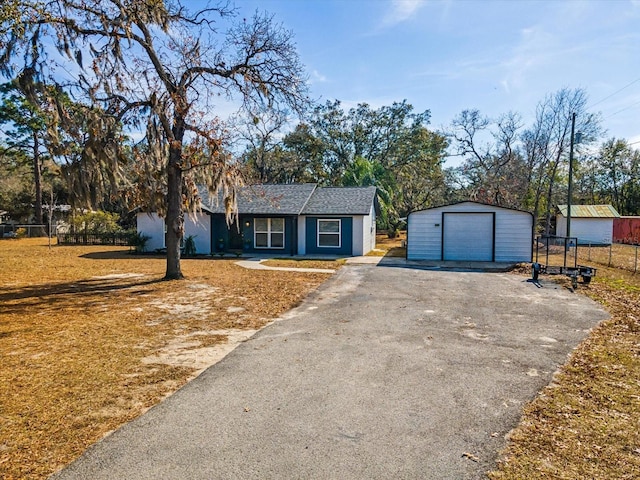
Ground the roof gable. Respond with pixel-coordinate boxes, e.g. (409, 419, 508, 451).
(201, 184, 317, 215)
(557, 204, 620, 218)
(301, 186, 378, 215)
(409, 201, 533, 217)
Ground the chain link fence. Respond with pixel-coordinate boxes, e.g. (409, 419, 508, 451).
(1, 224, 48, 237)
(534, 237, 639, 275)
(577, 242, 639, 274)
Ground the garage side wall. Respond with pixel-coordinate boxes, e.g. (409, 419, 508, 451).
(494, 210, 533, 262)
(407, 209, 442, 260)
(408, 203, 533, 262)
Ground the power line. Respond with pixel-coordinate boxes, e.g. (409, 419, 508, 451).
(603, 99, 640, 120)
(588, 76, 640, 110)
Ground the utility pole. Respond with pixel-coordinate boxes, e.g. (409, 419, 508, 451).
(567, 112, 576, 239)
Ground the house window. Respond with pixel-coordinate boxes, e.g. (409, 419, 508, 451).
(318, 219, 341, 248)
(254, 218, 285, 249)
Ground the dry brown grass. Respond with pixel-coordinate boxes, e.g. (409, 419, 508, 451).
(366, 232, 407, 257)
(533, 242, 640, 275)
(578, 243, 640, 274)
(260, 258, 345, 270)
(7, 235, 638, 479)
(491, 253, 640, 478)
(0, 238, 333, 480)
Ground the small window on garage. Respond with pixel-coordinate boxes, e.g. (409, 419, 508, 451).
(254, 218, 285, 249)
(318, 219, 341, 248)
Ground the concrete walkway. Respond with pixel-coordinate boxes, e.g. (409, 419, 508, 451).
(52, 265, 608, 480)
(234, 254, 384, 273)
(235, 258, 336, 274)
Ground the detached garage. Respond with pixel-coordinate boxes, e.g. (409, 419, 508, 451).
(407, 202, 533, 262)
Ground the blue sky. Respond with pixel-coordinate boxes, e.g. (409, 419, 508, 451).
(231, 0, 640, 153)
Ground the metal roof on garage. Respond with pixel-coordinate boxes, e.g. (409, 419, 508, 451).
(409, 200, 534, 216)
(557, 204, 620, 218)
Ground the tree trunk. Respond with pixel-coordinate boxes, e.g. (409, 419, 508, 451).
(543, 161, 560, 236)
(544, 180, 554, 237)
(165, 141, 184, 280)
(33, 132, 43, 225)
(532, 191, 541, 238)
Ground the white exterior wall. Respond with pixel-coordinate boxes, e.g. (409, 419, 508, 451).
(556, 216, 613, 244)
(408, 202, 533, 262)
(136, 213, 165, 252)
(494, 210, 533, 261)
(362, 204, 376, 254)
(184, 213, 211, 254)
(137, 212, 211, 253)
(407, 208, 442, 260)
(352, 216, 363, 256)
(297, 216, 306, 255)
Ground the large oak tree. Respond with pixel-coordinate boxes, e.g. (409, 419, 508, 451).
(1, 0, 308, 279)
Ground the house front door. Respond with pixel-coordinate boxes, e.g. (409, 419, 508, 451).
(229, 220, 243, 250)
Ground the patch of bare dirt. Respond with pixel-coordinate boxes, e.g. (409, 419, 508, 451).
(0, 238, 332, 480)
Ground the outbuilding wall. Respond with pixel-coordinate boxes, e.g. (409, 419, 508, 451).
(613, 217, 640, 244)
(556, 216, 613, 245)
(407, 202, 533, 262)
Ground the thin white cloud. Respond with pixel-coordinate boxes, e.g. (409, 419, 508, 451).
(310, 69, 327, 84)
(382, 0, 426, 27)
(498, 25, 556, 92)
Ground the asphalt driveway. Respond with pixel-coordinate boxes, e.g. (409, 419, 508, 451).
(52, 265, 609, 479)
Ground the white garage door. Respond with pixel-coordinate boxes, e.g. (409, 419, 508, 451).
(443, 213, 494, 261)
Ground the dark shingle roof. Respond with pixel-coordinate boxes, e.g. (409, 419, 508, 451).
(201, 183, 317, 215)
(200, 184, 377, 216)
(301, 186, 377, 215)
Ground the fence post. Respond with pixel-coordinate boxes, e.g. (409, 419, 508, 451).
(609, 244, 612, 267)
